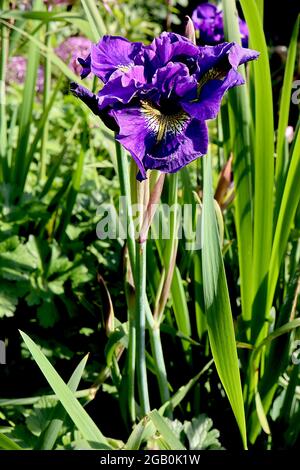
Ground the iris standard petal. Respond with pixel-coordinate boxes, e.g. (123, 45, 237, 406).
(151, 62, 197, 101)
(145, 32, 200, 77)
(196, 42, 259, 78)
(198, 42, 236, 75)
(97, 65, 147, 108)
(90, 35, 143, 83)
(227, 43, 259, 68)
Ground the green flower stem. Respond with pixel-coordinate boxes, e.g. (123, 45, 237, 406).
(149, 322, 172, 417)
(115, 140, 136, 422)
(135, 179, 150, 416)
(115, 140, 136, 267)
(136, 261, 170, 414)
(130, 164, 169, 416)
(143, 274, 170, 414)
(137, 173, 175, 412)
(127, 305, 136, 422)
(141, 173, 170, 413)
(164, 173, 178, 265)
(124, 267, 136, 423)
(115, 142, 169, 417)
(136, 237, 150, 416)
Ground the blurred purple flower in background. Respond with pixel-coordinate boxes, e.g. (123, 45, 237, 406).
(192, 2, 248, 47)
(55, 36, 92, 76)
(6, 36, 91, 92)
(44, 0, 76, 5)
(71, 32, 258, 180)
(6, 56, 44, 92)
(13, 1, 76, 11)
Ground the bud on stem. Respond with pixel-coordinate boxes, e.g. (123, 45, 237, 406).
(184, 15, 196, 45)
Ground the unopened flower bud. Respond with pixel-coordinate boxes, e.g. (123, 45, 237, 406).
(184, 16, 196, 45)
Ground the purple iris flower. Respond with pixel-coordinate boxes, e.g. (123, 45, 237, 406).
(192, 3, 249, 47)
(71, 32, 258, 180)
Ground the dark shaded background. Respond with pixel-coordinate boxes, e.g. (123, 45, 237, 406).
(183, 0, 300, 127)
(186, 0, 299, 46)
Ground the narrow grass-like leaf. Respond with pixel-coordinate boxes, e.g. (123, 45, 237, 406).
(39, 118, 80, 199)
(39, 20, 51, 183)
(81, 0, 106, 41)
(159, 359, 214, 415)
(193, 251, 207, 340)
(247, 317, 300, 426)
(202, 153, 247, 449)
(5, 104, 17, 173)
(36, 354, 89, 450)
(1, 10, 86, 22)
(249, 268, 300, 442)
(125, 418, 148, 450)
(160, 324, 200, 346)
(222, 0, 254, 332)
(171, 267, 192, 351)
(22, 75, 63, 192)
(240, 0, 274, 343)
(0, 433, 23, 450)
(254, 318, 300, 357)
(268, 128, 300, 311)
(12, 16, 41, 193)
(1, 8, 94, 40)
(0, 389, 91, 407)
(255, 0, 264, 19)
(275, 15, 299, 201)
(255, 391, 271, 435)
(0, 19, 83, 83)
(19, 331, 110, 447)
(149, 326, 170, 413)
(56, 140, 85, 241)
(163, 173, 178, 265)
(149, 410, 185, 450)
(280, 365, 299, 420)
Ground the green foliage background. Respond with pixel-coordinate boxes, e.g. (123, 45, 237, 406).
(0, 0, 299, 451)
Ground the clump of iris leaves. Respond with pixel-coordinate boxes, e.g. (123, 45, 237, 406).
(0, 0, 299, 452)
